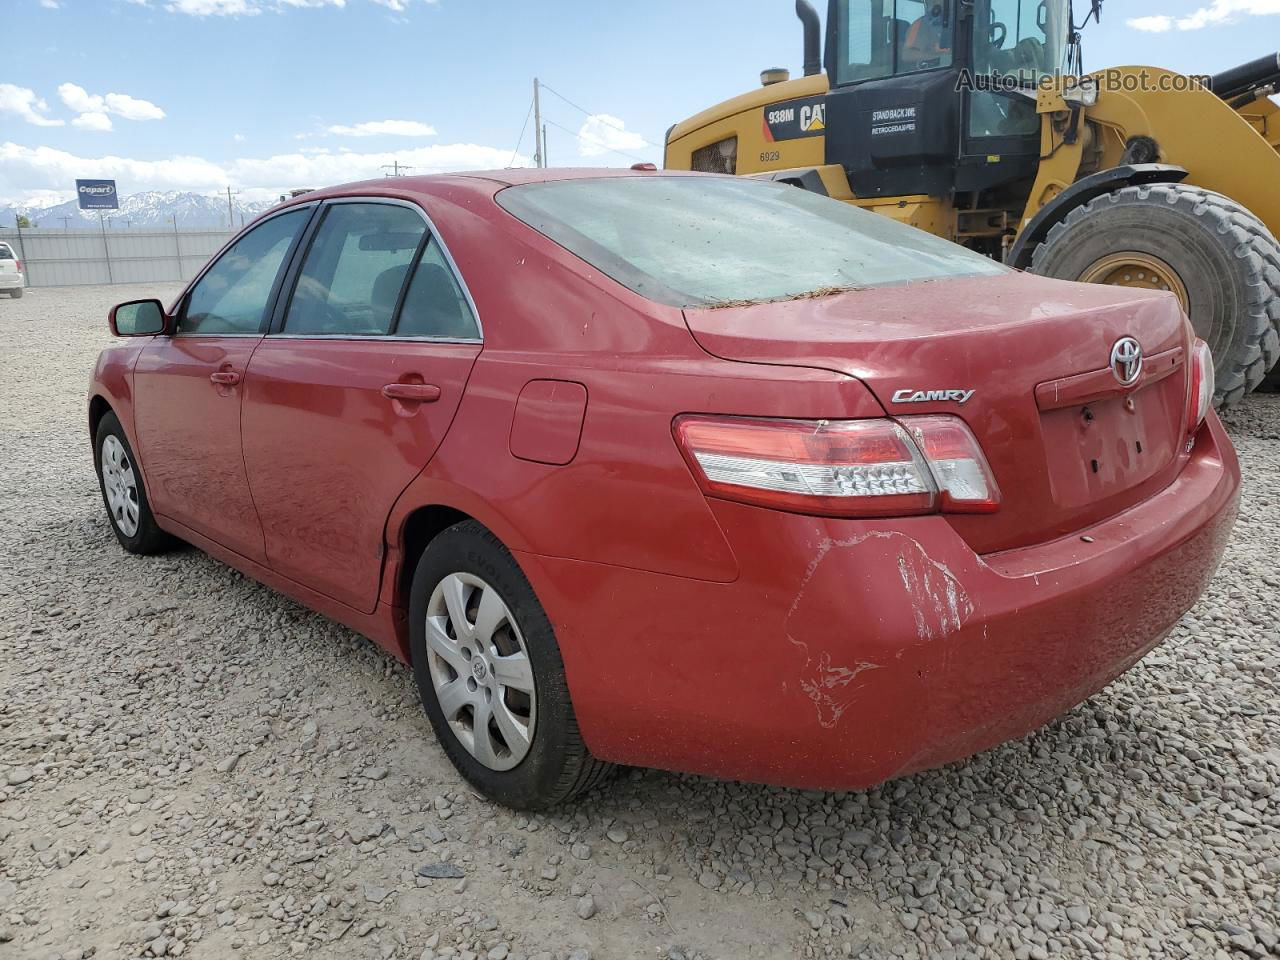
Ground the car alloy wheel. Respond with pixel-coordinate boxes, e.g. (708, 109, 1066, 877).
(100, 434, 140, 537)
(424, 572, 536, 771)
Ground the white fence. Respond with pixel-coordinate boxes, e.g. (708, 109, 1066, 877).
(0, 227, 235, 288)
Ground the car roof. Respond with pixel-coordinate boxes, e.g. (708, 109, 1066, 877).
(271, 167, 722, 211)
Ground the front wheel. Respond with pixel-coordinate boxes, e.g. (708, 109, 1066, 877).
(93, 412, 177, 554)
(408, 520, 613, 809)
(1031, 183, 1280, 409)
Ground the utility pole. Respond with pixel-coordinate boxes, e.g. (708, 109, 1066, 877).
(171, 216, 182, 280)
(99, 211, 114, 284)
(59, 215, 72, 230)
(226, 186, 240, 230)
(533, 77, 543, 168)
(381, 161, 414, 177)
(542, 123, 549, 167)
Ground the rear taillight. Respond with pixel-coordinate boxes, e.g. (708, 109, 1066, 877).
(13, 259, 20, 273)
(898, 415, 1000, 513)
(1187, 338, 1214, 433)
(673, 414, 999, 518)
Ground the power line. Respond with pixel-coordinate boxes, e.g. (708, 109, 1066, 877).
(537, 81, 661, 148)
(507, 95, 535, 168)
(542, 117, 651, 165)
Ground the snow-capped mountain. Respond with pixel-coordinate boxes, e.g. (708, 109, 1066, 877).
(0, 191, 279, 230)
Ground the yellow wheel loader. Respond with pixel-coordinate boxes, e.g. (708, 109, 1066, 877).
(665, 0, 1280, 407)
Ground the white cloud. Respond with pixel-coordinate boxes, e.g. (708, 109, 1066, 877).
(233, 132, 246, 142)
(137, 0, 435, 13)
(166, 0, 261, 14)
(326, 119, 437, 137)
(39, 0, 61, 8)
(58, 83, 104, 114)
(0, 140, 528, 206)
(1128, 0, 1280, 30)
(58, 83, 165, 127)
(574, 114, 648, 159)
(103, 93, 166, 121)
(72, 112, 114, 132)
(1127, 14, 1174, 31)
(0, 84, 64, 127)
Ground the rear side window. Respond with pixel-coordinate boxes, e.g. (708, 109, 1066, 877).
(497, 176, 1005, 308)
(395, 238, 479, 340)
(180, 209, 309, 335)
(284, 203, 426, 336)
(0, 244, 13, 260)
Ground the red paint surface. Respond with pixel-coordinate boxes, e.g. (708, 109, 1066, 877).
(509, 380, 589, 465)
(88, 169, 1241, 791)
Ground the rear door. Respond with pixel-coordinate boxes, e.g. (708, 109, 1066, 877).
(240, 198, 482, 612)
(133, 205, 314, 561)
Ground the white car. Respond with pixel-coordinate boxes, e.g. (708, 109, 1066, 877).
(0, 242, 25, 298)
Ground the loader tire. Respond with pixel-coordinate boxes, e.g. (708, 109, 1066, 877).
(1031, 183, 1280, 409)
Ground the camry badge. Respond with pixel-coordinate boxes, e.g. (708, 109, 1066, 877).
(891, 388, 976, 404)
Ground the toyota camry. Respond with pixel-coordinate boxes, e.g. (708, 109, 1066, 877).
(88, 169, 1239, 809)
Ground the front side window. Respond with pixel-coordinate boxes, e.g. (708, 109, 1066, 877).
(498, 176, 1005, 308)
(284, 203, 426, 336)
(834, 0, 953, 85)
(180, 209, 309, 335)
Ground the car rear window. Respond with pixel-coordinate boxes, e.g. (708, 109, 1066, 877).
(0, 244, 13, 260)
(496, 176, 1006, 308)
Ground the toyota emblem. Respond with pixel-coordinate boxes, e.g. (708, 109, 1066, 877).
(1110, 337, 1143, 386)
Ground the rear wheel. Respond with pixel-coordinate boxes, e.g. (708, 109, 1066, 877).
(7, 288, 22, 299)
(408, 520, 613, 809)
(1031, 183, 1280, 408)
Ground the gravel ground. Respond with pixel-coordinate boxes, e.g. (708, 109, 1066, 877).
(1, 282, 1278, 960)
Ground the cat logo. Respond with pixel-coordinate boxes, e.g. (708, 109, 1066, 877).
(762, 95, 828, 142)
(800, 103, 826, 132)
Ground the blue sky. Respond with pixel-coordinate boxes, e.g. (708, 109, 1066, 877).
(2, 0, 1278, 206)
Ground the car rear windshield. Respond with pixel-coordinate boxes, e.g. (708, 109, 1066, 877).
(496, 176, 1006, 308)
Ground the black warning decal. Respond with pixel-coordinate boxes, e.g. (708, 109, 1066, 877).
(762, 96, 827, 142)
(870, 106, 917, 136)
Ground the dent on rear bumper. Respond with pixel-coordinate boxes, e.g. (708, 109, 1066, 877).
(517, 415, 1239, 791)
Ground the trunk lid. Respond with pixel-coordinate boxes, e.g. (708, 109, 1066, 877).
(683, 272, 1192, 554)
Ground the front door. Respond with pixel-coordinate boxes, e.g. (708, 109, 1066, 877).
(241, 200, 482, 612)
(133, 206, 313, 562)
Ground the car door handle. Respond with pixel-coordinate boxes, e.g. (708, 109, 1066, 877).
(210, 370, 241, 386)
(382, 382, 441, 403)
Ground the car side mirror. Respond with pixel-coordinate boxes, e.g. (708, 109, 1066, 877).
(109, 299, 169, 337)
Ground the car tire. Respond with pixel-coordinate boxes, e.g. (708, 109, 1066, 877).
(94, 412, 177, 555)
(409, 520, 613, 809)
(1031, 183, 1280, 410)
(8, 288, 22, 299)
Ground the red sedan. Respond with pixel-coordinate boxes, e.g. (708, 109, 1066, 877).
(89, 169, 1239, 809)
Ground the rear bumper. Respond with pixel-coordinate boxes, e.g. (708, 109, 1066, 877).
(0, 275, 23, 290)
(517, 414, 1239, 789)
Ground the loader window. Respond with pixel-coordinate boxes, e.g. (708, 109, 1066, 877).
(497, 176, 1006, 308)
(971, 0, 1068, 80)
(834, 0, 953, 85)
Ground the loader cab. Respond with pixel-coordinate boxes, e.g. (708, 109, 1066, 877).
(822, 0, 1069, 202)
